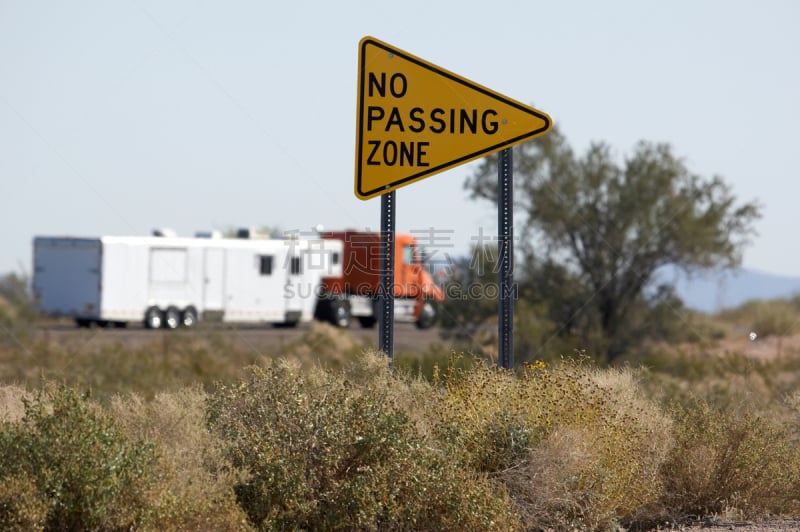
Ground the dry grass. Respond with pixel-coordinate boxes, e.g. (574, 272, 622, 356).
(3, 301, 800, 529)
(109, 388, 250, 530)
(429, 357, 673, 530)
(0, 321, 370, 401)
(0, 384, 30, 423)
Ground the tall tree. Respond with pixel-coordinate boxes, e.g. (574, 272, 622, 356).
(466, 127, 761, 361)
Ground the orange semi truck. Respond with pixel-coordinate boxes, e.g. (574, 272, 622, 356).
(316, 231, 444, 329)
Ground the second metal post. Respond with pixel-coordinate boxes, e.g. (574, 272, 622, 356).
(498, 148, 514, 370)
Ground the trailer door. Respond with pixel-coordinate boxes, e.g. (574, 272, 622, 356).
(203, 247, 225, 311)
(33, 238, 102, 318)
(283, 243, 309, 321)
(285, 251, 304, 318)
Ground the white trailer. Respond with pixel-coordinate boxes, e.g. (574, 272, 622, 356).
(32, 234, 343, 328)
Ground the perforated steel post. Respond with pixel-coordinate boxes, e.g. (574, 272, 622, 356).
(498, 148, 514, 370)
(379, 190, 396, 368)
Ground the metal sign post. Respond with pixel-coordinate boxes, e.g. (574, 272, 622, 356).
(378, 190, 396, 367)
(498, 148, 514, 370)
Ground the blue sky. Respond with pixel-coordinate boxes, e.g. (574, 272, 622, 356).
(1, 1, 798, 278)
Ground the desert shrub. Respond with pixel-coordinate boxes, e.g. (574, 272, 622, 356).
(0, 273, 36, 323)
(0, 385, 31, 422)
(749, 300, 798, 339)
(394, 344, 479, 381)
(207, 352, 518, 531)
(432, 358, 544, 473)
(273, 321, 367, 369)
(0, 292, 17, 325)
(431, 357, 672, 530)
(720, 298, 798, 339)
(638, 348, 800, 420)
(0, 274, 38, 354)
(640, 348, 753, 384)
(0, 384, 157, 530)
(514, 299, 585, 365)
(110, 387, 251, 530)
(656, 397, 800, 520)
(0, 474, 49, 531)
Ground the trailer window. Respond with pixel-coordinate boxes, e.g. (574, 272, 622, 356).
(259, 255, 273, 276)
(290, 256, 302, 275)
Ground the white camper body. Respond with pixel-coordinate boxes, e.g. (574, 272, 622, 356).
(32, 235, 343, 328)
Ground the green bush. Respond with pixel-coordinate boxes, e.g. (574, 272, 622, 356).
(208, 353, 518, 531)
(0, 384, 157, 530)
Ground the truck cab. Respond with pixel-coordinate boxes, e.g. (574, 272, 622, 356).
(318, 231, 444, 329)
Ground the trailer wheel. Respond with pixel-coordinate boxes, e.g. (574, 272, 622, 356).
(416, 300, 438, 330)
(164, 306, 181, 329)
(181, 306, 198, 328)
(144, 307, 163, 329)
(330, 300, 351, 328)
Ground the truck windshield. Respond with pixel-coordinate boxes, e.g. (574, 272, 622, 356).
(402, 245, 415, 265)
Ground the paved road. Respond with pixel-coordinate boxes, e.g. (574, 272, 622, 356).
(35, 319, 449, 355)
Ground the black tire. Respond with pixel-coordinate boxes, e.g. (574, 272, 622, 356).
(144, 306, 163, 329)
(416, 300, 437, 329)
(314, 298, 331, 322)
(164, 306, 181, 329)
(358, 316, 377, 328)
(329, 300, 351, 328)
(75, 318, 92, 328)
(181, 306, 198, 328)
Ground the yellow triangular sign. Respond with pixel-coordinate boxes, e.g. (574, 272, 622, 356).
(355, 36, 552, 200)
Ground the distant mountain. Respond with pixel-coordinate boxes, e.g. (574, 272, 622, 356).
(657, 267, 800, 313)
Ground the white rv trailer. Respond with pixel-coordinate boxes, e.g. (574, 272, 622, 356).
(32, 234, 343, 328)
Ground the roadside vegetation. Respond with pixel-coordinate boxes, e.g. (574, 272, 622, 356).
(2, 289, 800, 530)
